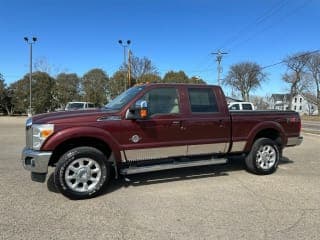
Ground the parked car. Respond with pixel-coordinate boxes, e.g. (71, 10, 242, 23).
(21, 84, 302, 199)
(228, 101, 255, 110)
(65, 102, 95, 111)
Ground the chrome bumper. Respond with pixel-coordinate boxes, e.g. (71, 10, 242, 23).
(286, 136, 303, 147)
(21, 147, 52, 174)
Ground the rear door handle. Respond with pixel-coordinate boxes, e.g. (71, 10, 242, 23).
(219, 119, 224, 128)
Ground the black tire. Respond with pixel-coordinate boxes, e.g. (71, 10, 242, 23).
(245, 138, 280, 175)
(54, 146, 110, 200)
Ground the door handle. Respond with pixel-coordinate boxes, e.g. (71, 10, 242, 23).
(219, 120, 224, 128)
(171, 121, 186, 130)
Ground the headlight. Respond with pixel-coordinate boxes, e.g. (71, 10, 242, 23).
(32, 124, 54, 150)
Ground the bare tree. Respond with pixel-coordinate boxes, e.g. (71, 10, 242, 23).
(33, 57, 52, 74)
(282, 52, 310, 109)
(250, 95, 270, 110)
(223, 62, 266, 101)
(34, 57, 68, 77)
(306, 52, 320, 115)
(129, 55, 159, 83)
(282, 72, 312, 94)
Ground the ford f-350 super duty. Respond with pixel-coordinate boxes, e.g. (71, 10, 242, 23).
(21, 84, 303, 199)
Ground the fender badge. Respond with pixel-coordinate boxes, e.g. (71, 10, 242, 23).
(130, 135, 141, 143)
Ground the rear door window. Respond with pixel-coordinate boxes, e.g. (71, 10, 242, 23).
(188, 88, 218, 113)
(242, 104, 253, 110)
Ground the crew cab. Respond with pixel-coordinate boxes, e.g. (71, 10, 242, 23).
(21, 84, 303, 199)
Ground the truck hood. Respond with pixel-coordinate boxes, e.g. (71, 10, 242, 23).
(31, 109, 120, 124)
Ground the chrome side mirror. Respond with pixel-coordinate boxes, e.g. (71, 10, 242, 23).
(125, 100, 148, 120)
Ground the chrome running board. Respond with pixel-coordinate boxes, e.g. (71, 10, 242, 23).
(120, 157, 227, 175)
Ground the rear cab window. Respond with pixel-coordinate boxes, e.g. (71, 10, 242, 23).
(188, 88, 218, 113)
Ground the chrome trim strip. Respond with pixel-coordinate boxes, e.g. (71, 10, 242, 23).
(124, 146, 187, 161)
(230, 141, 247, 152)
(286, 136, 303, 146)
(187, 143, 227, 155)
(123, 142, 231, 162)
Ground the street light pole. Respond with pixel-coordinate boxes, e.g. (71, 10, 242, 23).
(118, 40, 131, 90)
(24, 37, 37, 116)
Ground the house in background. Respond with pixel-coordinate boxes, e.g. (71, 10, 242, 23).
(270, 93, 318, 115)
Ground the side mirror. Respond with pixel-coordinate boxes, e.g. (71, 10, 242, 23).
(125, 100, 148, 120)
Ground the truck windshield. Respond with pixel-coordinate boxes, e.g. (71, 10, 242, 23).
(104, 86, 145, 110)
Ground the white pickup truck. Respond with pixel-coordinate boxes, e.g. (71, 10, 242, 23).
(228, 102, 255, 110)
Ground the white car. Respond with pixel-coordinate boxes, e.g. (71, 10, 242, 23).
(65, 102, 96, 111)
(228, 102, 255, 111)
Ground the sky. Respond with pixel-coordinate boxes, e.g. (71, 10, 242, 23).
(1, 0, 319, 97)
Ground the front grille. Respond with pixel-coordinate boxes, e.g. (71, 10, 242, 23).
(26, 126, 33, 149)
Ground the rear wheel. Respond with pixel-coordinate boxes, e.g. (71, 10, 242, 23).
(54, 146, 110, 199)
(245, 138, 280, 175)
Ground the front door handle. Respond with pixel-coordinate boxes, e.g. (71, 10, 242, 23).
(171, 121, 186, 130)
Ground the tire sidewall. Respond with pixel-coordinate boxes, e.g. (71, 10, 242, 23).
(247, 138, 280, 175)
(54, 147, 109, 199)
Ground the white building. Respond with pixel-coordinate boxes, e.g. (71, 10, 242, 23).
(270, 93, 318, 115)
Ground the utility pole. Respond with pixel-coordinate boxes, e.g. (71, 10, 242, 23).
(212, 50, 228, 85)
(128, 50, 132, 87)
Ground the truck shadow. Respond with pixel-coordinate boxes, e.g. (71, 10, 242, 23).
(47, 156, 294, 197)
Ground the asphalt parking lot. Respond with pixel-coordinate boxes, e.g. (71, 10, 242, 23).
(0, 117, 319, 240)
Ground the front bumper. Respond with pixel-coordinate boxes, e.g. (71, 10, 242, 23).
(286, 136, 303, 147)
(21, 147, 52, 174)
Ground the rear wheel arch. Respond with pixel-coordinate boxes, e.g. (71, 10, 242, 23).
(245, 127, 284, 153)
(254, 128, 283, 147)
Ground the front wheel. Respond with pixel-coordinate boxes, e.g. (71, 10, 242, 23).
(245, 138, 280, 175)
(54, 146, 110, 199)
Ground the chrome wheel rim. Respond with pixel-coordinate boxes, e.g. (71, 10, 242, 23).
(65, 158, 102, 193)
(256, 145, 277, 170)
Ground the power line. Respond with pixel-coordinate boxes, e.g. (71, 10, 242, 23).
(219, 0, 290, 50)
(261, 50, 320, 70)
(228, 0, 312, 52)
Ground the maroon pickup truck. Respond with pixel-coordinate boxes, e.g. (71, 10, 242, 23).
(21, 83, 303, 199)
